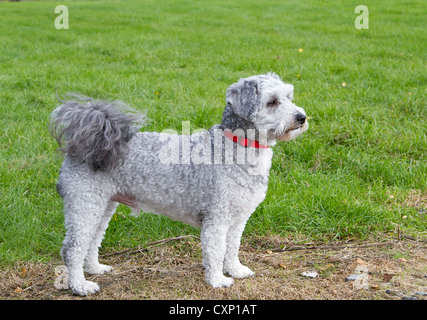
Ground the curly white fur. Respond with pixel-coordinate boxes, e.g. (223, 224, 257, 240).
(49, 73, 308, 296)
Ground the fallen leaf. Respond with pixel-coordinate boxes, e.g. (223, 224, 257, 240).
(355, 258, 368, 265)
(278, 263, 287, 269)
(383, 273, 395, 282)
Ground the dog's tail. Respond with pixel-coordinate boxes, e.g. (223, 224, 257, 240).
(49, 93, 146, 171)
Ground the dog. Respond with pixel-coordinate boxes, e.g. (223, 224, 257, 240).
(49, 73, 308, 296)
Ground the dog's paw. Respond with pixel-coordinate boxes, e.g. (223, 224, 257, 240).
(225, 265, 255, 279)
(70, 280, 100, 296)
(207, 275, 234, 288)
(84, 263, 114, 275)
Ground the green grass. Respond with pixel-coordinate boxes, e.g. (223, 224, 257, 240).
(0, 0, 426, 266)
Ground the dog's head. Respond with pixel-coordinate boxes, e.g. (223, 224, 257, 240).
(225, 73, 308, 144)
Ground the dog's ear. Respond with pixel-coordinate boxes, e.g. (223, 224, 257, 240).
(285, 84, 294, 101)
(226, 79, 260, 122)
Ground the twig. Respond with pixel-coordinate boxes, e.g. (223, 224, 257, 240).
(101, 246, 148, 257)
(100, 235, 199, 258)
(266, 241, 394, 254)
(111, 266, 171, 276)
(402, 235, 427, 243)
(144, 234, 199, 247)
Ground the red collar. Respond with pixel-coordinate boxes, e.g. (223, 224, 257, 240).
(223, 130, 269, 149)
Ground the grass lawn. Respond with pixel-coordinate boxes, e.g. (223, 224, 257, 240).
(0, 0, 426, 267)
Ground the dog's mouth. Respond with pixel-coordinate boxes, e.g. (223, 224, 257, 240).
(276, 121, 308, 141)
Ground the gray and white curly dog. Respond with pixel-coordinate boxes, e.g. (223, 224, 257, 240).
(49, 73, 308, 296)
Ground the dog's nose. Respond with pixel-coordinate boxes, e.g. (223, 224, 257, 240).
(296, 113, 306, 124)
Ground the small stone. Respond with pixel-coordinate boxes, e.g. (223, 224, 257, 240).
(301, 271, 318, 278)
(345, 274, 363, 281)
(386, 289, 404, 297)
(402, 296, 418, 300)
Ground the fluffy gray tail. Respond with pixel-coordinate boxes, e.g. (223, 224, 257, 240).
(49, 94, 146, 171)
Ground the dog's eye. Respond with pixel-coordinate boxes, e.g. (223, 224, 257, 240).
(267, 98, 278, 107)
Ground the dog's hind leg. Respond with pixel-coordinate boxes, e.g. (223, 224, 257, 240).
(223, 218, 254, 279)
(61, 196, 111, 296)
(84, 201, 118, 275)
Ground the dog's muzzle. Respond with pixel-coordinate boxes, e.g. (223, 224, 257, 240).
(276, 112, 308, 141)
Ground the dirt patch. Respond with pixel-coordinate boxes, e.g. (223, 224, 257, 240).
(403, 190, 427, 213)
(1, 235, 426, 300)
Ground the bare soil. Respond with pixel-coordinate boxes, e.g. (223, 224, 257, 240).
(1, 235, 426, 300)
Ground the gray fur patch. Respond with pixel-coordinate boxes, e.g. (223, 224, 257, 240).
(225, 79, 260, 122)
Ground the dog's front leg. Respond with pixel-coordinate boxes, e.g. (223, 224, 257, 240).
(200, 220, 234, 288)
(223, 219, 254, 278)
